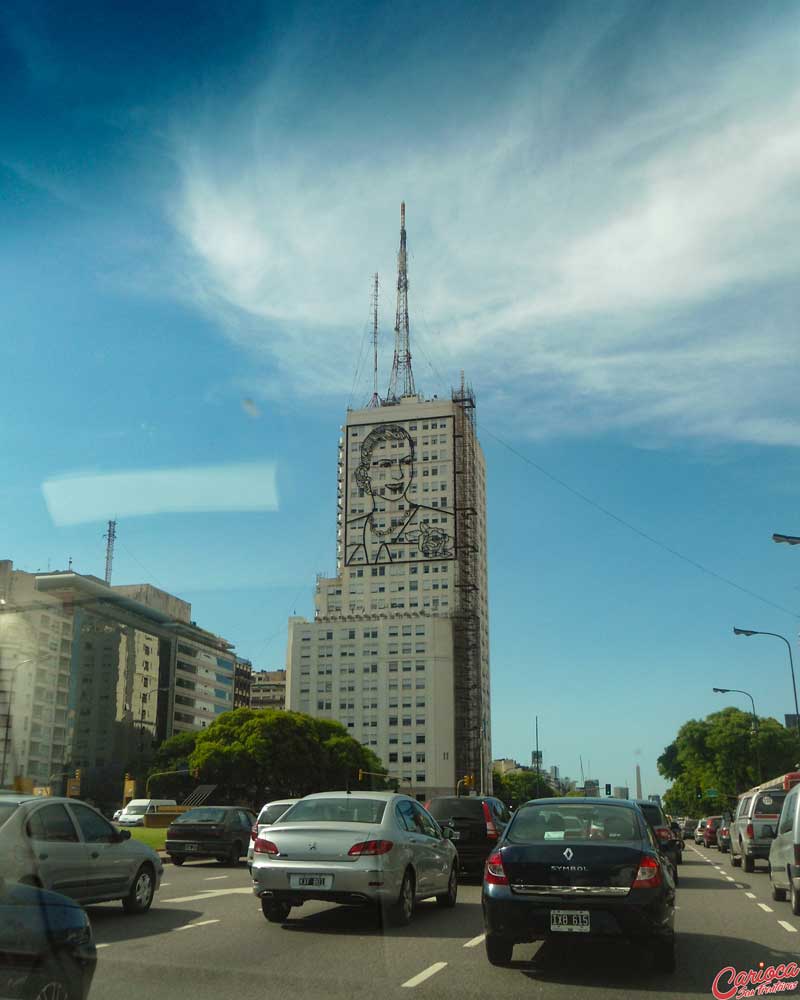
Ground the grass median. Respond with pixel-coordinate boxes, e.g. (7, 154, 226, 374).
(125, 827, 167, 852)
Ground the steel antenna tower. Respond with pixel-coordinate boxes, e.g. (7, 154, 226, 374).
(104, 519, 117, 585)
(367, 272, 381, 407)
(387, 202, 416, 401)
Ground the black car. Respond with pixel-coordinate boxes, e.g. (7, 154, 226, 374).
(166, 806, 256, 866)
(424, 796, 510, 876)
(0, 878, 97, 1000)
(482, 798, 676, 971)
(632, 800, 682, 880)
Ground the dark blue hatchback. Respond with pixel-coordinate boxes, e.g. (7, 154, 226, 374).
(481, 798, 676, 971)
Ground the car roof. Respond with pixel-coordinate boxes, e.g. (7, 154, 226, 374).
(518, 797, 638, 809)
(301, 790, 405, 801)
(0, 794, 76, 806)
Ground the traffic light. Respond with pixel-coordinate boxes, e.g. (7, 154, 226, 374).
(605, 783, 612, 796)
(357, 769, 364, 781)
(696, 786, 702, 800)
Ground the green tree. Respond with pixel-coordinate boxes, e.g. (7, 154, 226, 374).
(493, 769, 558, 807)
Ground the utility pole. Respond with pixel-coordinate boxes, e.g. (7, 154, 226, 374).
(535, 715, 540, 798)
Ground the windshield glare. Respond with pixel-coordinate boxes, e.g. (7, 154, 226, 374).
(279, 798, 386, 824)
(0, 803, 19, 828)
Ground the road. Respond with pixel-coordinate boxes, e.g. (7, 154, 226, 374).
(85, 843, 800, 999)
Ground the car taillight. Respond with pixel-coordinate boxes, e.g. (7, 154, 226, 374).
(254, 838, 279, 855)
(484, 851, 508, 885)
(746, 823, 754, 839)
(348, 840, 394, 856)
(632, 855, 662, 889)
(482, 801, 498, 839)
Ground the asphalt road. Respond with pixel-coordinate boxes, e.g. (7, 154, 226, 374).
(84, 843, 800, 999)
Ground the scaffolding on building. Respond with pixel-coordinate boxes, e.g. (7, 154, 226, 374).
(452, 374, 486, 791)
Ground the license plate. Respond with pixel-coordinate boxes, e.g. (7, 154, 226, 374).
(185, 843, 200, 852)
(450, 830, 461, 840)
(289, 874, 333, 889)
(550, 910, 590, 933)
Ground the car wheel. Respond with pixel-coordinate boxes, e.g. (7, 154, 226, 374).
(791, 880, 800, 916)
(676, 852, 683, 865)
(170, 856, 184, 866)
(23, 963, 75, 1000)
(227, 842, 242, 867)
(730, 852, 741, 867)
(389, 869, 415, 926)
(122, 863, 155, 914)
(652, 936, 676, 973)
(436, 865, 458, 908)
(743, 855, 755, 873)
(771, 875, 787, 902)
(485, 933, 513, 966)
(261, 898, 291, 923)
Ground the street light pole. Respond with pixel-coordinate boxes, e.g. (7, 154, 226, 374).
(733, 628, 800, 741)
(713, 686, 762, 783)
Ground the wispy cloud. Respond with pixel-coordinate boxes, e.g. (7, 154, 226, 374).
(42, 462, 279, 526)
(167, 6, 800, 447)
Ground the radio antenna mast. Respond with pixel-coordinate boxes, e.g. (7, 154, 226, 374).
(104, 519, 117, 585)
(386, 202, 416, 401)
(368, 272, 381, 407)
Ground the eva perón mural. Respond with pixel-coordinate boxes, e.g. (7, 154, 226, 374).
(344, 418, 456, 566)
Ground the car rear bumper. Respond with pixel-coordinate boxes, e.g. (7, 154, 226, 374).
(251, 860, 405, 904)
(743, 841, 771, 859)
(482, 887, 674, 944)
(166, 838, 233, 858)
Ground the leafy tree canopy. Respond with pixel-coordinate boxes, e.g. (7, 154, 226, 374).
(493, 768, 559, 807)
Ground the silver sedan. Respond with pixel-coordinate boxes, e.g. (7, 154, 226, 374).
(250, 791, 458, 925)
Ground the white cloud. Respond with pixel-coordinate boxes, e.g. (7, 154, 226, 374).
(42, 462, 279, 526)
(166, 13, 800, 447)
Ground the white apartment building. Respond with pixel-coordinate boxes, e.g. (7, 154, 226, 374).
(287, 392, 491, 799)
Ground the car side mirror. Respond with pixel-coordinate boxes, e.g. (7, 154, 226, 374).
(116, 828, 131, 842)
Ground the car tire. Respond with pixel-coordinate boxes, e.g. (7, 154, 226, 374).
(652, 936, 676, 973)
(436, 865, 458, 908)
(485, 933, 513, 966)
(676, 852, 683, 866)
(388, 869, 415, 926)
(730, 852, 741, 867)
(261, 898, 291, 923)
(122, 863, 155, 914)
(170, 856, 184, 866)
(23, 960, 77, 1000)
(791, 880, 800, 917)
(771, 875, 787, 902)
(227, 842, 242, 867)
(743, 855, 755, 873)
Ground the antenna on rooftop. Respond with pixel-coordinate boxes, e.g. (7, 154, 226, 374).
(387, 202, 416, 401)
(368, 272, 381, 407)
(104, 520, 117, 585)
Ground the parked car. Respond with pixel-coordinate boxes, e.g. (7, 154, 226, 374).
(250, 791, 458, 925)
(0, 794, 163, 913)
(694, 819, 706, 844)
(166, 806, 256, 866)
(481, 797, 676, 970)
(768, 782, 800, 913)
(116, 799, 177, 827)
(246, 799, 300, 867)
(0, 879, 97, 1000)
(703, 816, 722, 848)
(717, 820, 731, 853)
(730, 788, 787, 873)
(423, 795, 510, 877)
(632, 799, 681, 882)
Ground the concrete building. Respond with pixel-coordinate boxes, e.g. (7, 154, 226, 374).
(492, 758, 521, 776)
(285, 211, 490, 800)
(234, 657, 253, 709)
(613, 785, 630, 799)
(250, 669, 286, 710)
(0, 561, 236, 803)
(584, 779, 600, 797)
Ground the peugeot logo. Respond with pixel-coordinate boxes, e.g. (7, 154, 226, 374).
(308, 842, 317, 851)
(563, 848, 574, 861)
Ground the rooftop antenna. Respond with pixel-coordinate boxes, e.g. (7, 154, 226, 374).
(367, 272, 381, 407)
(387, 202, 416, 401)
(104, 519, 117, 585)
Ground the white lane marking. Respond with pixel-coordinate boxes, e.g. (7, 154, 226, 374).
(778, 920, 797, 933)
(725, 877, 735, 882)
(174, 919, 220, 931)
(96, 944, 111, 950)
(162, 887, 252, 903)
(758, 903, 774, 913)
(745, 892, 757, 899)
(402, 963, 448, 989)
(160, 883, 171, 887)
(463, 934, 486, 948)
(204, 876, 229, 881)
(735, 883, 744, 889)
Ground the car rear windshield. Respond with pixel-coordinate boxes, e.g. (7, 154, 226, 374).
(0, 803, 19, 828)
(755, 793, 786, 816)
(173, 808, 229, 824)
(278, 798, 386, 824)
(506, 804, 640, 843)
(638, 804, 665, 827)
(425, 797, 484, 820)
(260, 803, 294, 824)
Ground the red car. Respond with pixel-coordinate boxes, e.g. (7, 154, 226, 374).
(703, 815, 722, 847)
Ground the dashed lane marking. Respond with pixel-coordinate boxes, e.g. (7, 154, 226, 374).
(758, 904, 774, 913)
(174, 919, 220, 931)
(162, 887, 252, 903)
(725, 877, 735, 882)
(96, 944, 111, 950)
(778, 921, 798, 933)
(402, 963, 448, 989)
(463, 934, 485, 948)
(735, 884, 744, 889)
(204, 876, 229, 881)
(745, 892, 757, 899)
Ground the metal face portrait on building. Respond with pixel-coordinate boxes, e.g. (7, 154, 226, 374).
(344, 421, 456, 565)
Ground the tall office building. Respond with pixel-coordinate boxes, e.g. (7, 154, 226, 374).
(286, 206, 491, 798)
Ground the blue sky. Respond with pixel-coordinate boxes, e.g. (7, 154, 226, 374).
(2, 0, 800, 795)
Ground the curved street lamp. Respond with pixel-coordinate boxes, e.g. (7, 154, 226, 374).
(713, 686, 762, 783)
(733, 628, 800, 741)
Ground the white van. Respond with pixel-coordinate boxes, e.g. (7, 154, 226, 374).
(117, 799, 177, 826)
